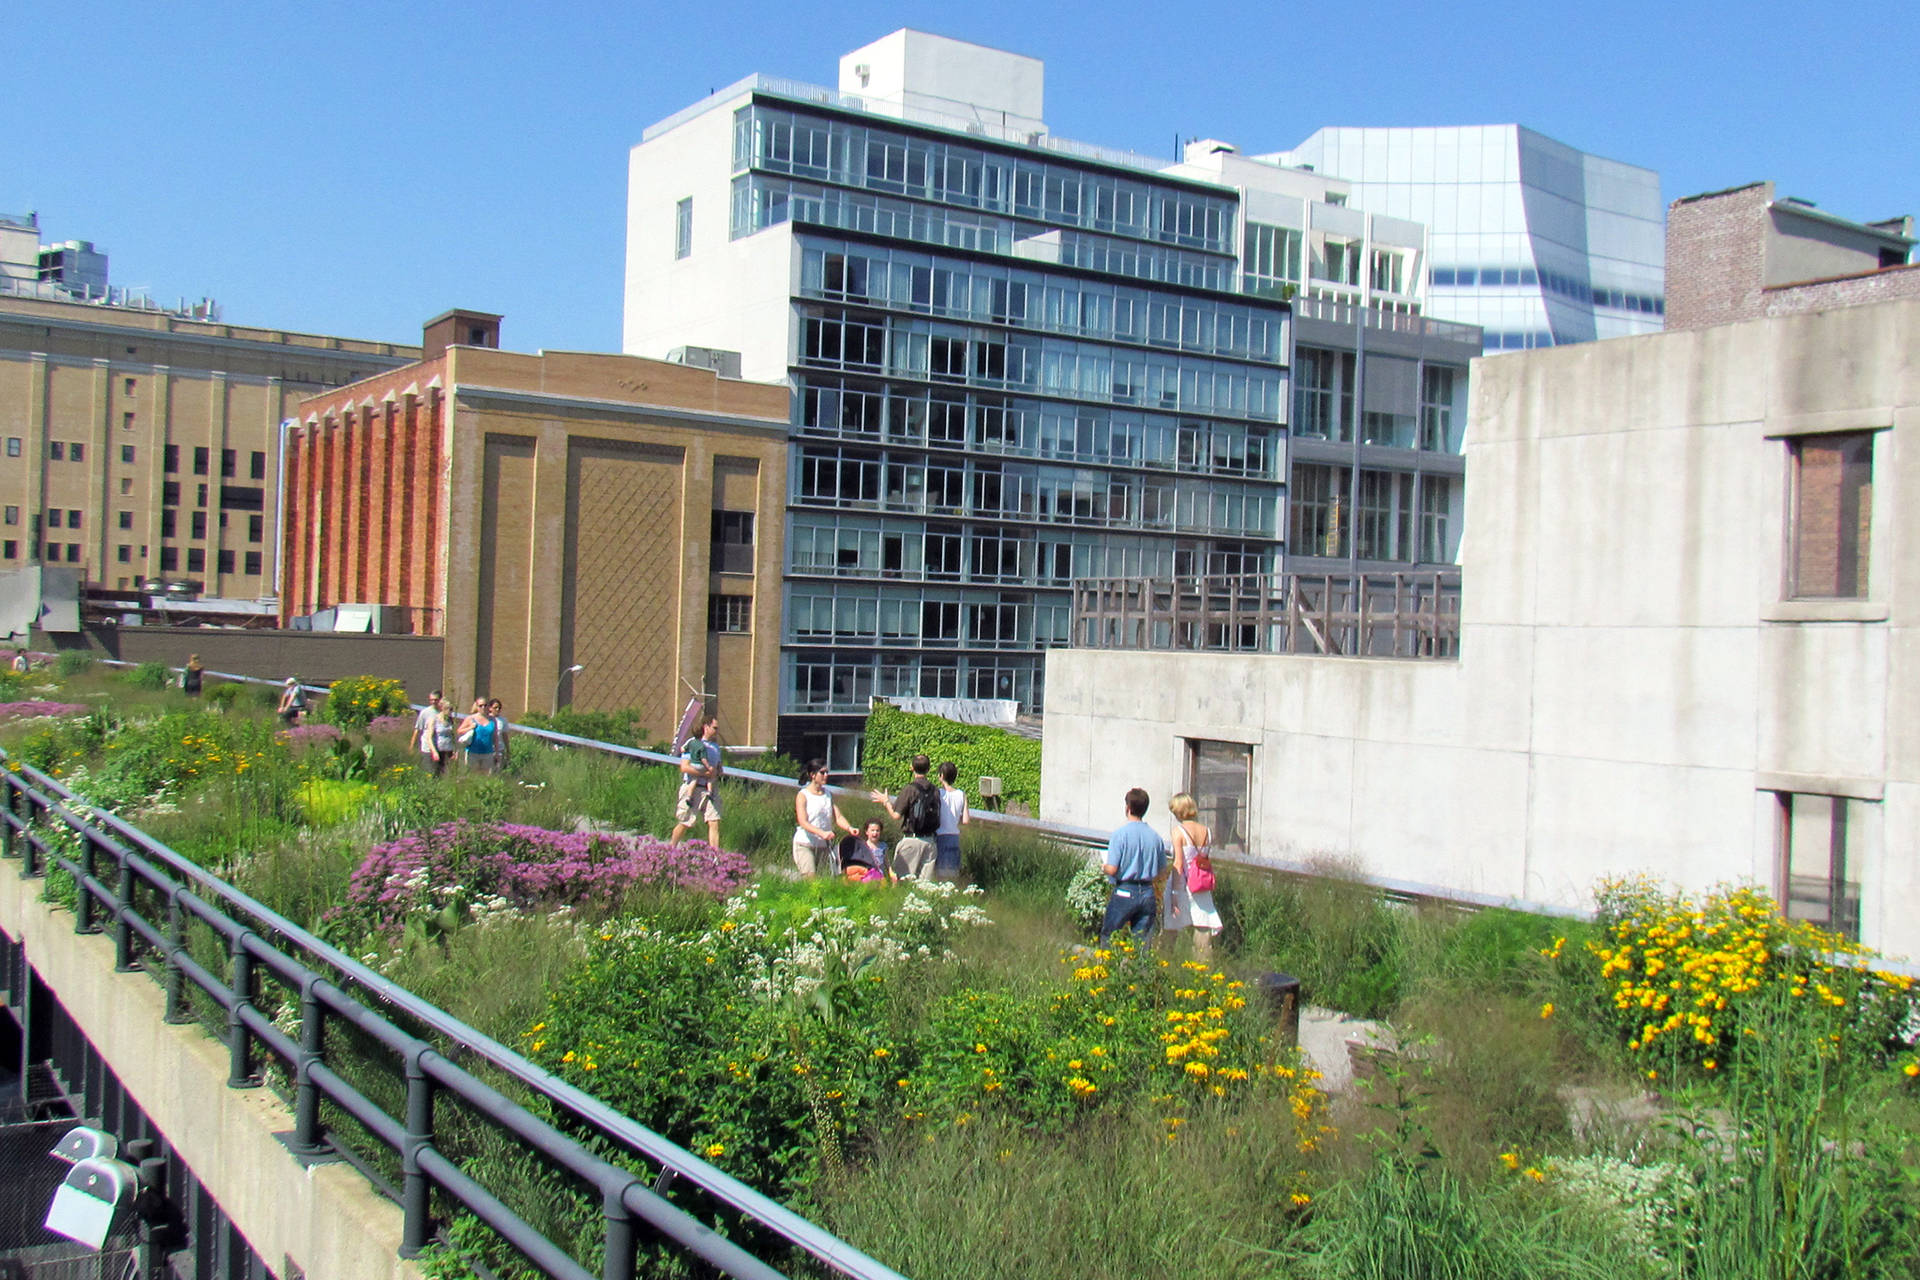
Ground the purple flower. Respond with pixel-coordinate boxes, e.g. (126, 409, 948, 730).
(0, 701, 89, 720)
(282, 723, 344, 746)
(368, 715, 415, 735)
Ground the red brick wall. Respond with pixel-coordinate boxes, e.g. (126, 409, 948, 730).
(1764, 262, 1920, 318)
(1666, 183, 1772, 330)
(279, 363, 448, 632)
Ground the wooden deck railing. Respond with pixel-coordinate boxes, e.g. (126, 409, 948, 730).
(1071, 571, 1461, 659)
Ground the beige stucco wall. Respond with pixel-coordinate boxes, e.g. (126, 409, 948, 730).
(1044, 297, 1920, 961)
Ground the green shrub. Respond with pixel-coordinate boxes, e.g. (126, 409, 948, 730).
(1218, 861, 1408, 1018)
(319, 674, 410, 731)
(518, 707, 649, 748)
(205, 681, 243, 709)
(127, 660, 172, 691)
(54, 650, 94, 677)
(860, 700, 1041, 808)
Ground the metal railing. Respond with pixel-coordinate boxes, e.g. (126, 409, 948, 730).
(1072, 570, 1461, 659)
(0, 745, 906, 1280)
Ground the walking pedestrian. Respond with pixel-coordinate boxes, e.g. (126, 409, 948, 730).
(1099, 787, 1168, 945)
(1164, 792, 1223, 958)
(459, 699, 500, 773)
(180, 654, 204, 696)
(429, 699, 457, 776)
(868, 754, 941, 881)
(670, 717, 724, 847)
(487, 698, 511, 769)
(934, 760, 969, 882)
(411, 691, 445, 773)
(792, 758, 857, 875)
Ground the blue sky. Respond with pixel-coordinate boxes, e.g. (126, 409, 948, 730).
(9, 1, 1913, 351)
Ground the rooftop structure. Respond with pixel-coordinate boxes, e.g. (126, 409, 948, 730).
(1666, 181, 1916, 329)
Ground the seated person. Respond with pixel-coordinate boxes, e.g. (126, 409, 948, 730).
(840, 821, 890, 883)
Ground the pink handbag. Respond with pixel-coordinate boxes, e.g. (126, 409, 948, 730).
(1187, 853, 1216, 894)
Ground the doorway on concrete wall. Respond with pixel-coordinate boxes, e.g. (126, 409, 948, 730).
(1184, 739, 1252, 856)
(1772, 790, 1864, 940)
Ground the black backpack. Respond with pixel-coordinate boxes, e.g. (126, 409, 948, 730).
(904, 780, 942, 836)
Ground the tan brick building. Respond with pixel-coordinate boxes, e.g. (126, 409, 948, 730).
(0, 294, 416, 595)
(283, 314, 790, 744)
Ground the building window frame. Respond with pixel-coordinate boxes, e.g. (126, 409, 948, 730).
(707, 594, 752, 633)
(674, 197, 693, 260)
(1783, 428, 1876, 602)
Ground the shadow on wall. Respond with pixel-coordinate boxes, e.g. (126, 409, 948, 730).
(31, 624, 446, 705)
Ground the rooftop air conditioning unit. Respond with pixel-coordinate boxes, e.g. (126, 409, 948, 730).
(667, 346, 744, 379)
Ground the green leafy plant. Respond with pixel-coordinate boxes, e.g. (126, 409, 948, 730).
(127, 660, 172, 691)
(205, 681, 244, 709)
(53, 650, 94, 677)
(318, 674, 410, 731)
(860, 700, 1040, 809)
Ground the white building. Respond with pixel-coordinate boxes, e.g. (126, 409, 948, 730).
(623, 30, 1478, 762)
(1273, 126, 1664, 353)
(1042, 192, 1920, 961)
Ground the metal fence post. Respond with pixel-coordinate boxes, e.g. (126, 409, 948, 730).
(227, 935, 255, 1087)
(113, 841, 136, 971)
(74, 827, 97, 934)
(290, 979, 327, 1157)
(602, 1183, 636, 1280)
(400, 1047, 435, 1257)
(164, 888, 189, 1024)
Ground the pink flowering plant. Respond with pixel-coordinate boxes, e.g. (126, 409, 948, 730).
(328, 822, 752, 947)
(0, 701, 90, 722)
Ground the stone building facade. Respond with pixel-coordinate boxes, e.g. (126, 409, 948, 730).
(283, 323, 791, 744)
(0, 295, 414, 595)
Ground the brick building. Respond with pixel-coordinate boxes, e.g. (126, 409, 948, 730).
(1667, 181, 1916, 330)
(0, 294, 414, 595)
(282, 313, 791, 744)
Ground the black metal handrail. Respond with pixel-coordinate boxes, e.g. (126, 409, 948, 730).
(0, 748, 906, 1280)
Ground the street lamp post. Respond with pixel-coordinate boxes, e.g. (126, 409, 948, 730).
(551, 664, 584, 717)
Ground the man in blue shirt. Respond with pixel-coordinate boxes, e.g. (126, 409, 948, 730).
(1100, 787, 1167, 944)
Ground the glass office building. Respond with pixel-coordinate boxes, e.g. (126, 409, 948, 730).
(626, 32, 1478, 762)
(1274, 126, 1664, 352)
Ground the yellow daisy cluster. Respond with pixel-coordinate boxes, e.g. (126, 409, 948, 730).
(1581, 877, 1916, 1066)
(165, 731, 273, 780)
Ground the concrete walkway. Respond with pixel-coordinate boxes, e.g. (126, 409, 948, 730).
(1296, 1005, 1393, 1092)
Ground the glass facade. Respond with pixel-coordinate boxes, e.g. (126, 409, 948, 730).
(736, 100, 1291, 721)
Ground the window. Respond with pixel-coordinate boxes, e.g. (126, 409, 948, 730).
(120, 444, 135, 464)
(117, 545, 131, 563)
(66, 510, 81, 529)
(197, 483, 207, 506)
(191, 511, 207, 540)
(4, 438, 18, 457)
(219, 486, 264, 510)
(1290, 464, 1350, 558)
(193, 447, 209, 475)
(1774, 792, 1863, 940)
(69, 443, 83, 463)
(248, 514, 263, 543)
(160, 510, 176, 537)
(164, 445, 179, 472)
(1243, 223, 1301, 293)
(217, 550, 235, 574)
(244, 551, 262, 576)
(1420, 366, 1463, 452)
(1185, 739, 1252, 855)
(117, 510, 132, 530)
(707, 595, 751, 633)
(674, 197, 693, 259)
(186, 548, 205, 573)
(124, 378, 136, 396)
(49, 442, 64, 461)
(162, 481, 180, 505)
(2, 507, 13, 525)
(2, 542, 14, 559)
(250, 450, 266, 480)
(221, 449, 236, 477)
(1788, 431, 1873, 599)
(711, 510, 755, 573)
(64, 544, 79, 562)
(159, 547, 178, 571)
(46, 508, 62, 526)
(122, 412, 135, 432)
(119, 477, 131, 494)
(1293, 348, 1355, 442)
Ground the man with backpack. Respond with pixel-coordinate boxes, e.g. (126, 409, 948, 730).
(869, 753, 941, 881)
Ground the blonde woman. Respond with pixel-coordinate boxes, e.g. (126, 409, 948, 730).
(1166, 792, 1223, 957)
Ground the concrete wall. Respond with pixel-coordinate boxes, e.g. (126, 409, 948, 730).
(1044, 296, 1920, 961)
(0, 874, 421, 1279)
(55, 624, 446, 702)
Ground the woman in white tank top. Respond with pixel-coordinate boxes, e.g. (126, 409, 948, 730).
(793, 758, 856, 876)
(1166, 791, 1224, 957)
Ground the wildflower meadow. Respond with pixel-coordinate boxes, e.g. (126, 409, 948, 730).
(2, 660, 1916, 1280)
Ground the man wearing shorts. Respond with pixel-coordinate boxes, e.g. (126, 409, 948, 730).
(670, 717, 724, 848)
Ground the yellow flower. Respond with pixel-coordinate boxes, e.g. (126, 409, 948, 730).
(1904, 1062, 1920, 1078)
(704, 1143, 725, 1158)
(872, 1047, 890, 1059)
(1290, 1192, 1311, 1207)
(1539, 1003, 1554, 1019)
(1524, 1167, 1545, 1182)
(974, 1043, 988, 1054)
(1499, 1151, 1520, 1170)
